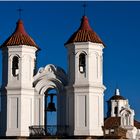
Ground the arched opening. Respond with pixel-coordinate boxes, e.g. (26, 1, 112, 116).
(114, 106, 118, 116)
(12, 56, 19, 77)
(125, 112, 131, 126)
(79, 53, 86, 73)
(121, 110, 131, 126)
(45, 88, 57, 135)
(30, 64, 68, 137)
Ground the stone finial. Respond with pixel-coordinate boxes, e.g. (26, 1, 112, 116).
(115, 88, 120, 96)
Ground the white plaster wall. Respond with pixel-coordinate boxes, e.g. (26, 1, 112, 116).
(65, 42, 105, 136)
(87, 44, 103, 84)
(7, 45, 37, 88)
(6, 94, 20, 136)
(136, 129, 140, 139)
(1, 45, 38, 136)
(6, 88, 35, 136)
(89, 91, 104, 135)
(66, 42, 104, 86)
(75, 94, 87, 129)
(72, 85, 105, 136)
(111, 99, 130, 117)
(34, 94, 44, 126)
(126, 126, 137, 139)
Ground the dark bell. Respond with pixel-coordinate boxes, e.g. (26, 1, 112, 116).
(46, 94, 56, 112)
(46, 102, 56, 112)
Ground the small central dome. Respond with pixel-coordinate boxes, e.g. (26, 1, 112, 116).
(109, 95, 125, 100)
(65, 16, 103, 45)
(109, 89, 125, 101)
(1, 19, 39, 49)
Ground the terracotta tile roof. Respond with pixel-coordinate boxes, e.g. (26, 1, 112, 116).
(65, 16, 103, 45)
(134, 120, 140, 129)
(1, 19, 39, 49)
(109, 95, 125, 101)
(104, 117, 121, 129)
(105, 118, 140, 129)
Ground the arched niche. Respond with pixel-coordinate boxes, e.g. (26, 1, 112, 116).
(120, 108, 134, 127)
(32, 64, 68, 136)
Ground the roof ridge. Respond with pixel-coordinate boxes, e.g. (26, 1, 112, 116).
(78, 16, 92, 31)
(14, 19, 27, 35)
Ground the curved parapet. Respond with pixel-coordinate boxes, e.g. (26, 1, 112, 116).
(33, 64, 68, 95)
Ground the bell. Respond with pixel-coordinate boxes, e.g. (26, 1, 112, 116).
(46, 94, 56, 112)
(46, 102, 56, 112)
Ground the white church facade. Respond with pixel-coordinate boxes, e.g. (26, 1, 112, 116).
(0, 14, 140, 139)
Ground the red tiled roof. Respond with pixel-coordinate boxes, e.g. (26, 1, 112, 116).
(134, 120, 140, 129)
(1, 19, 39, 49)
(105, 118, 140, 129)
(65, 16, 103, 45)
(104, 117, 121, 129)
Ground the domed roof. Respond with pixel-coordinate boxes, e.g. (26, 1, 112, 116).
(65, 16, 103, 45)
(109, 95, 125, 100)
(1, 19, 39, 49)
(109, 89, 125, 101)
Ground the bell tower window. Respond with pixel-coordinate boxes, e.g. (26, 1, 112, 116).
(12, 56, 19, 77)
(79, 53, 86, 73)
(114, 106, 118, 116)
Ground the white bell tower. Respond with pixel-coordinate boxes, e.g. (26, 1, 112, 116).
(65, 16, 106, 137)
(0, 19, 39, 137)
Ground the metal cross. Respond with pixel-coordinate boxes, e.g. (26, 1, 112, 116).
(17, 8, 23, 19)
(82, 2, 87, 16)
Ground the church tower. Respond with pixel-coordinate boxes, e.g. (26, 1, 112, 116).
(0, 19, 39, 136)
(65, 16, 106, 136)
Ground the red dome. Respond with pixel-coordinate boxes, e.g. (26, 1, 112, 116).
(65, 16, 103, 45)
(1, 19, 39, 49)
